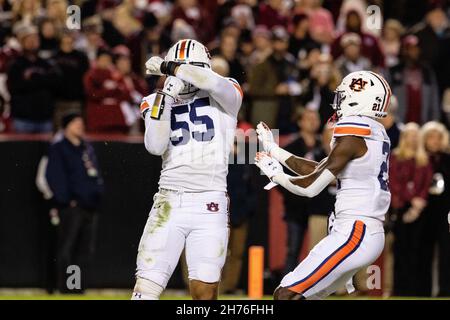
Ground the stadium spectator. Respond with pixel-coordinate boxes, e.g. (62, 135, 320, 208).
(0, 35, 20, 133)
(280, 108, 321, 275)
(210, 32, 246, 85)
(7, 24, 60, 133)
(97, 1, 126, 48)
(331, 9, 385, 69)
(45, 0, 67, 31)
(411, 5, 450, 93)
(249, 26, 298, 130)
(53, 32, 89, 130)
(75, 16, 108, 62)
(334, 32, 372, 76)
(231, 4, 255, 32)
(301, 53, 340, 129)
(443, 88, 450, 127)
(288, 13, 321, 62)
(388, 35, 440, 125)
(249, 25, 272, 66)
(112, 0, 143, 40)
(380, 19, 404, 68)
(379, 95, 403, 150)
(293, 0, 335, 44)
(257, 0, 288, 29)
(112, 45, 148, 133)
(129, 11, 171, 77)
(389, 122, 433, 296)
(46, 113, 103, 293)
(171, 0, 214, 43)
(237, 30, 255, 80)
(38, 18, 60, 60)
(84, 48, 132, 133)
(417, 122, 450, 297)
(12, 0, 44, 25)
(306, 122, 335, 250)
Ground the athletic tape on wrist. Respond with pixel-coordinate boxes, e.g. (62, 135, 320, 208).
(148, 91, 173, 120)
(160, 61, 181, 76)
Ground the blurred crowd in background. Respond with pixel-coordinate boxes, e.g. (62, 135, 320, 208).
(0, 0, 449, 297)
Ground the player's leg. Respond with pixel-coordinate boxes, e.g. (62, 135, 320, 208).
(132, 195, 186, 300)
(276, 220, 384, 300)
(189, 280, 220, 300)
(185, 200, 229, 300)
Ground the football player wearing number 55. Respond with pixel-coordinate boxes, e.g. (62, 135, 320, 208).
(255, 71, 392, 300)
(132, 39, 243, 300)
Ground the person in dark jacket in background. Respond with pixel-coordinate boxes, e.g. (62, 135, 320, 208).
(417, 121, 450, 297)
(7, 24, 60, 133)
(46, 113, 103, 293)
(220, 138, 257, 294)
(280, 108, 321, 275)
(379, 95, 403, 150)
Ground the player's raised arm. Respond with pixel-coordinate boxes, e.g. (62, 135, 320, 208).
(256, 122, 319, 176)
(174, 64, 242, 116)
(140, 76, 184, 156)
(256, 135, 366, 197)
(145, 40, 242, 118)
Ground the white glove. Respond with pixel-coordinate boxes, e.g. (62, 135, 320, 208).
(140, 77, 185, 120)
(145, 56, 164, 76)
(255, 152, 283, 180)
(256, 122, 277, 154)
(162, 76, 185, 99)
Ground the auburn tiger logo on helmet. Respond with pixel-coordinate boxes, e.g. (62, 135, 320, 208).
(349, 78, 368, 92)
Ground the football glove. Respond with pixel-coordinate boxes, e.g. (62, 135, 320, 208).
(255, 152, 283, 180)
(145, 56, 182, 76)
(256, 122, 277, 154)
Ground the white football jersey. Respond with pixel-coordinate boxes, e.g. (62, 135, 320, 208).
(331, 115, 391, 222)
(158, 80, 241, 192)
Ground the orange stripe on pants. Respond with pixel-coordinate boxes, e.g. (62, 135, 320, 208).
(288, 221, 365, 294)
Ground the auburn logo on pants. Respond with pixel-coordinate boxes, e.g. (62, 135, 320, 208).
(206, 202, 219, 212)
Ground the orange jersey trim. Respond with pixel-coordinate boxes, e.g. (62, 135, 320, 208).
(232, 83, 244, 97)
(140, 101, 149, 113)
(334, 127, 371, 136)
(287, 221, 366, 294)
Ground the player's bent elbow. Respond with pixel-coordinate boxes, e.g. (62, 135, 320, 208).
(144, 140, 166, 156)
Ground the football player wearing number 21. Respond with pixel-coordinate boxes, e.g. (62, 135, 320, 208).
(256, 71, 392, 300)
(131, 39, 243, 300)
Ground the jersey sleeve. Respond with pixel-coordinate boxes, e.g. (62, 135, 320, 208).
(175, 64, 242, 118)
(333, 116, 372, 138)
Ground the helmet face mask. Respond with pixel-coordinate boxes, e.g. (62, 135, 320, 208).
(332, 90, 346, 118)
(331, 71, 392, 120)
(164, 39, 211, 98)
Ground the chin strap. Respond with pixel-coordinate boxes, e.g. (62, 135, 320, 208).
(327, 112, 339, 126)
